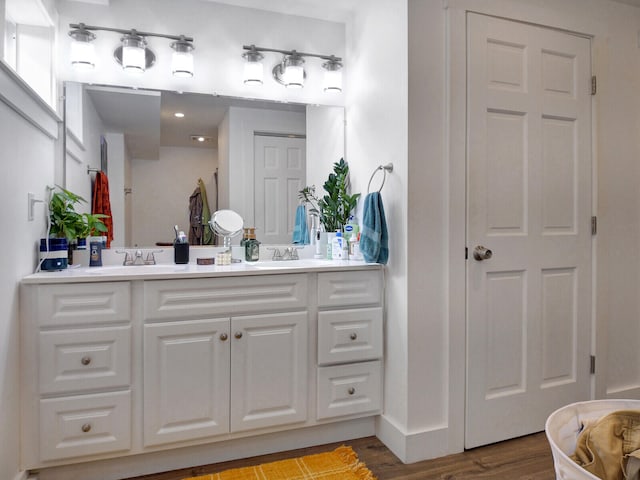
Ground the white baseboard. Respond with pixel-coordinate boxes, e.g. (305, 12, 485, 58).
(376, 414, 456, 463)
(36, 418, 376, 480)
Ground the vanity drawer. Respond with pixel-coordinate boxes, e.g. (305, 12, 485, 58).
(317, 361, 382, 420)
(144, 275, 308, 320)
(317, 271, 382, 308)
(39, 326, 131, 394)
(39, 390, 131, 461)
(318, 307, 383, 365)
(37, 282, 131, 327)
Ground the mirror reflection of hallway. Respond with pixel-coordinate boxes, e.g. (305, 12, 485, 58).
(253, 133, 306, 245)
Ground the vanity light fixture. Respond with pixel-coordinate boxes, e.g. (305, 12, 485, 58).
(277, 52, 305, 89)
(242, 45, 264, 85)
(242, 45, 343, 93)
(69, 23, 97, 71)
(322, 56, 342, 93)
(68, 23, 194, 77)
(170, 36, 195, 78)
(119, 32, 149, 74)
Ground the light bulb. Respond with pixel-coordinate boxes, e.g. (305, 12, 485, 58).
(171, 39, 194, 78)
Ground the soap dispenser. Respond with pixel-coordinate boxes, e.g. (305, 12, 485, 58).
(244, 227, 260, 262)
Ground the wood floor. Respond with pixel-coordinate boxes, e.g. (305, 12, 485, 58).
(125, 432, 556, 480)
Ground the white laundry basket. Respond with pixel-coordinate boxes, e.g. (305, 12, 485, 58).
(545, 399, 640, 480)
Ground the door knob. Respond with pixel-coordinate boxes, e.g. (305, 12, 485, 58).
(473, 245, 493, 261)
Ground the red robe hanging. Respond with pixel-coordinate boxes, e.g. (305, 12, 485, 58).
(92, 171, 114, 247)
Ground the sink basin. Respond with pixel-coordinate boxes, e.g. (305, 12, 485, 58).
(82, 264, 191, 275)
(249, 259, 338, 269)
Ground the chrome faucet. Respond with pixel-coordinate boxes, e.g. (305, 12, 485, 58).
(116, 249, 163, 265)
(267, 246, 301, 261)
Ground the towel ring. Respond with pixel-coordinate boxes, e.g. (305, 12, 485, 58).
(367, 163, 394, 193)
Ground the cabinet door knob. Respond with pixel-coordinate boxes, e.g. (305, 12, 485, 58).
(81, 423, 92, 433)
(81, 356, 92, 366)
(234, 332, 243, 339)
(220, 333, 228, 341)
(350, 333, 357, 341)
(348, 387, 356, 395)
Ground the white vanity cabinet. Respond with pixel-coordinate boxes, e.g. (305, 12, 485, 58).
(316, 271, 384, 420)
(21, 265, 383, 476)
(21, 282, 132, 466)
(142, 276, 308, 447)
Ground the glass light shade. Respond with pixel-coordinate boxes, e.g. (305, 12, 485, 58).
(243, 60, 263, 85)
(171, 40, 194, 78)
(122, 36, 146, 74)
(283, 64, 304, 88)
(70, 39, 96, 71)
(323, 69, 342, 93)
(172, 50, 194, 78)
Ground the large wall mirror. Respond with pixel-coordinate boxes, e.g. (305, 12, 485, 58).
(64, 81, 345, 248)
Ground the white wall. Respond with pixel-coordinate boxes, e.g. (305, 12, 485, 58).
(105, 132, 125, 247)
(56, 0, 345, 107)
(65, 84, 105, 212)
(0, 63, 59, 480)
(306, 105, 345, 202)
(131, 145, 217, 246)
(344, 0, 412, 458)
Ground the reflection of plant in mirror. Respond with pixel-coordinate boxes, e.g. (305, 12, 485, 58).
(49, 186, 108, 241)
(299, 158, 360, 233)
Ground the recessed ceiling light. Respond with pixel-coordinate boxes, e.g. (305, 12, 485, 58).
(174, 112, 185, 118)
(190, 135, 212, 143)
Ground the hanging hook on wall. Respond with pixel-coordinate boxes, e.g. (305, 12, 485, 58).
(367, 163, 394, 194)
(87, 166, 100, 175)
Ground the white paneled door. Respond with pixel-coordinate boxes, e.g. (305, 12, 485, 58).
(254, 134, 306, 245)
(466, 13, 592, 448)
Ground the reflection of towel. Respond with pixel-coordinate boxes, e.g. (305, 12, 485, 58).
(360, 192, 388, 264)
(92, 171, 113, 248)
(292, 205, 310, 244)
(198, 178, 213, 245)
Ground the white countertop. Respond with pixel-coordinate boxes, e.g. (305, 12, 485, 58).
(22, 259, 382, 284)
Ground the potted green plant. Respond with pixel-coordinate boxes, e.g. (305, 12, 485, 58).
(41, 186, 108, 269)
(299, 158, 360, 233)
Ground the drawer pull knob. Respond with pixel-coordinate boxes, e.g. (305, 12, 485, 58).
(81, 423, 92, 433)
(81, 356, 92, 366)
(350, 333, 357, 341)
(234, 332, 243, 339)
(348, 387, 356, 395)
(220, 333, 228, 341)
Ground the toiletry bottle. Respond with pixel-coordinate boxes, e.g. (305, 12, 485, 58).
(352, 232, 362, 260)
(89, 238, 102, 267)
(240, 228, 250, 247)
(331, 231, 344, 260)
(344, 216, 359, 242)
(174, 230, 189, 264)
(244, 228, 260, 262)
(349, 234, 357, 257)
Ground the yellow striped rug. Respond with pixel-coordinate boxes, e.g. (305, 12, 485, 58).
(183, 446, 377, 480)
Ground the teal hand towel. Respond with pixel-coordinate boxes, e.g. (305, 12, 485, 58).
(292, 205, 310, 244)
(360, 192, 389, 264)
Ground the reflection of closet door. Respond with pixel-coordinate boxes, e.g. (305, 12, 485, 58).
(254, 134, 306, 245)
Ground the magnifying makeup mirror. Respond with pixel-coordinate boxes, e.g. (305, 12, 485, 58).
(209, 210, 244, 248)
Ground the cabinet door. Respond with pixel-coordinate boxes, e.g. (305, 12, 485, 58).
(230, 311, 307, 432)
(143, 318, 230, 446)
